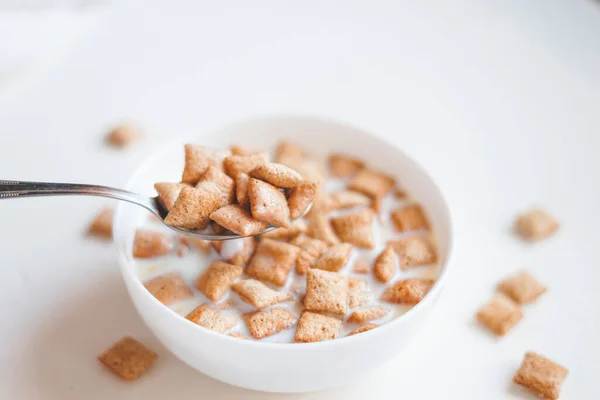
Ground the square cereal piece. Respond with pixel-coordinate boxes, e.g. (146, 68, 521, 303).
(88, 207, 113, 239)
(347, 306, 388, 324)
(306, 212, 340, 245)
(476, 294, 523, 336)
(98, 336, 157, 381)
(196, 165, 235, 206)
(195, 261, 243, 302)
(389, 235, 437, 269)
(313, 243, 353, 272)
(230, 144, 253, 156)
(390, 204, 430, 232)
(347, 324, 378, 336)
(330, 208, 375, 249)
(515, 208, 559, 241)
(179, 236, 211, 255)
(288, 181, 318, 219)
(181, 144, 229, 184)
(274, 140, 306, 168)
(246, 238, 300, 286)
(373, 245, 396, 283)
(106, 123, 142, 148)
(352, 259, 370, 274)
(223, 153, 267, 178)
(513, 352, 569, 400)
(235, 172, 250, 208)
(381, 278, 435, 305)
(185, 304, 237, 333)
(133, 229, 174, 258)
(499, 271, 547, 304)
(228, 236, 257, 267)
(328, 153, 364, 178)
(232, 279, 293, 308)
(261, 219, 307, 241)
(295, 311, 342, 343)
(248, 178, 291, 228)
(154, 182, 190, 211)
(243, 307, 297, 339)
(249, 162, 303, 189)
(164, 186, 221, 230)
(304, 268, 348, 314)
(210, 204, 268, 236)
(289, 234, 328, 275)
(144, 272, 193, 305)
(328, 190, 370, 210)
(348, 168, 395, 198)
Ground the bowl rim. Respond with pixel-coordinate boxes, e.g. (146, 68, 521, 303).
(113, 114, 455, 350)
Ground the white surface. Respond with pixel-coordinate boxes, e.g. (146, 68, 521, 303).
(0, 1, 599, 398)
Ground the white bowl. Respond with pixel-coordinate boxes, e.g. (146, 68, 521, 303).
(113, 115, 454, 393)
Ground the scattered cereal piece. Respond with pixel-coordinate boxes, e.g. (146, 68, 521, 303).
(290, 234, 329, 275)
(391, 204, 430, 232)
(373, 245, 396, 283)
(185, 304, 237, 333)
(288, 181, 317, 219)
(348, 168, 395, 198)
(352, 259, 370, 274)
(347, 306, 388, 324)
(164, 186, 221, 230)
(476, 294, 523, 336)
(328, 190, 370, 210)
(106, 124, 142, 148)
(144, 272, 193, 305)
(328, 153, 364, 178)
(244, 308, 297, 339)
(210, 205, 268, 236)
(229, 236, 257, 267)
(133, 229, 174, 258)
(230, 144, 253, 156)
(196, 165, 235, 207)
(330, 209, 375, 249)
(515, 209, 559, 241)
(232, 279, 293, 308)
(313, 243, 353, 272)
(513, 352, 568, 400)
(274, 141, 306, 168)
(295, 311, 342, 343)
(180, 236, 211, 254)
(195, 261, 243, 302)
(98, 336, 157, 381)
(304, 268, 348, 314)
(261, 219, 307, 241)
(389, 236, 437, 269)
(223, 153, 267, 178)
(246, 238, 300, 286)
(499, 271, 547, 305)
(249, 162, 303, 189)
(228, 332, 248, 339)
(235, 172, 250, 208)
(154, 182, 190, 211)
(248, 178, 291, 228)
(88, 207, 113, 239)
(381, 279, 435, 304)
(347, 324, 378, 336)
(181, 144, 229, 184)
(306, 212, 340, 245)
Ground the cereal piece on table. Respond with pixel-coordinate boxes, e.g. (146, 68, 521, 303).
(88, 207, 113, 239)
(228, 236, 257, 267)
(352, 259, 370, 274)
(513, 352, 568, 400)
(499, 271, 547, 304)
(180, 236, 211, 255)
(228, 332, 248, 339)
(223, 153, 267, 178)
(274, 140, 306, 168)
(210, 205, 268, 236)
(248, 178, 291, 228)
(154, 182, 189, 211)
(195, 261, 243, 302)
(347, 324, 378, 336)
(133, 229, 174, 258)
(230, 144, 253, 156)
(330, 208, 375, 249)
(515, 209, 559, 241)
(181, 144, 229, 184)
(391, 204, 430, 232)
(196, 165, 235, 207)
(246, 238, 300, 286)
(249, 162, 303, 189)
(295, 311, 342, 343)
(106, 124, 142, 148)
(381, 278, 435, 304)
(288, 181, 318, 219)
(313, 243, 353, 272)
(290, 234, 329, 275)
(98, 336, 157, 381)
(244, 307, 297, 339)
(476, 294, 523, 336)
(328, 153, 364, 178)
(304, 268, 348, 314)
(164, 186, 221, 230)
(348, 168, 395, 198)
(261, 219, 307, 241)
(144, 272, 193, 305)
(347, 306, 388, 324)
(328, 190, 370, 210)
(185, 304, 237, 333)
(235, 172, 250, 208)
(232, 279, 293, 308)
(373, 245, 396, 283)
(389, 236, 437, 269)
(306, 212, 340, 245)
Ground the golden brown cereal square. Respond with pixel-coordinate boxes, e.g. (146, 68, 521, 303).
(348, 168, 395, 198)
(306, 212, 340, 245)
(223, 153, 267, 178)
(88, 207, 113, 239)
(288, 181, 317, 219)
(195, 261, 243, 302)
(154, 182, 190, 211)
(499, 271, 547, 304)
(248, 178, 291, 228)
(164, 186, 222, 230)
(235, 172, 250, 208)
(144, 272, 193, 305)
(373, 245, 396, 283)
(381, 278, 435, 304)
(347, 324, 378, 336)
(249, 162, 303, 189)
(476, 294, 523, 336)
(98, 336, 157, 381)
(232, 279, 293, 308)
(274, 140, 306, 168)
(181, 145, 229, 184)
(261, 219, 307, 241)
(389, 236, 437, 269)
(513, 352, 568, 400)
(313, 243, 353, 272)
(179, 236, 211, 255)
(295, 311, 342, 343)
(289, 234, 329, 275)
(304, 268, 348, 314)
(347, 306, 388, 324)
(391, 204, 430, 232)
(106, 124, 142, 148)
(243, 307, 297, 339)
(228, 236, 257, 267)
(133, 229, 174, 258)
(246, 238, 300, 286)
(210, 204, 268, 236)
(196, 165, 235, 206)
(328, 190, 370, 210)
(352, 259, 370, 274)
(330, 208, 375, 249)
(185, 304, 237, 333)
(328, 153, 364, 178)
(515, 209, 559, 241)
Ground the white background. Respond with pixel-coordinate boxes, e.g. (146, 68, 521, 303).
(0, 1, 599, 398)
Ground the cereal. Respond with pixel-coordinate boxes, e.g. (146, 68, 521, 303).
(249, 162, 303, 188)
(261, 219, 307, 241)
(390, 204, 430, 232)
(313, 243, 353, 272)
(223, 153, 267, 178)
(288, 181, 317, 219)
(232, 279, 293, 308)
(274, 140, 306, 168)
(348, 276, 367, 290)
(348, 168, 395, 198)
(328, 153, 364, 177)
(347, 306, 388, 324)
(211, 241, 223, 254)
(244, 308, 297, 339)
(195, 261, 243, 302)
(330, 208, 375, 249)
(228, 332, 248, 339)
(235, 172, 250, 208)
(164, 186, 221, 230)
(515, 209, 559, 241)
(290, 234, 329, 275)
(306, 212, 340, 245)
(181, 144, 229, 184)
(304, 268, 348, 314)
(144, 272, 193, 305)
(381, 279, 434, 304)
(295, 311, 342, 343)
(248, 178, 291, 228)
(389, 236, 437, 269)
(352, 259, 370, 274)
(246, 238, 300, 286)
(513, 352, 568, 400)
(476, 294, 523, 336)
(211, 221, 225, 234)
(185, 304, 237, 333)
(179, 236, 211, 255)
(88, 207, 113, 239)
(327, 190, 370, 210)
(230, 144, 253, 156)
(210, 205, 268, 236)
(106, 124, 142, 148)
(98, 336, 157, 381)
(499, 271, 547, 304)
(154, 182, 189, 211)
(229, 236, 257, 267)
(347, 324, 378, 336)
(349, 290, 371, 308)
(133, 229, 174, 258)
(373, 245, 396, 283)
(196, 165, 235, 207)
